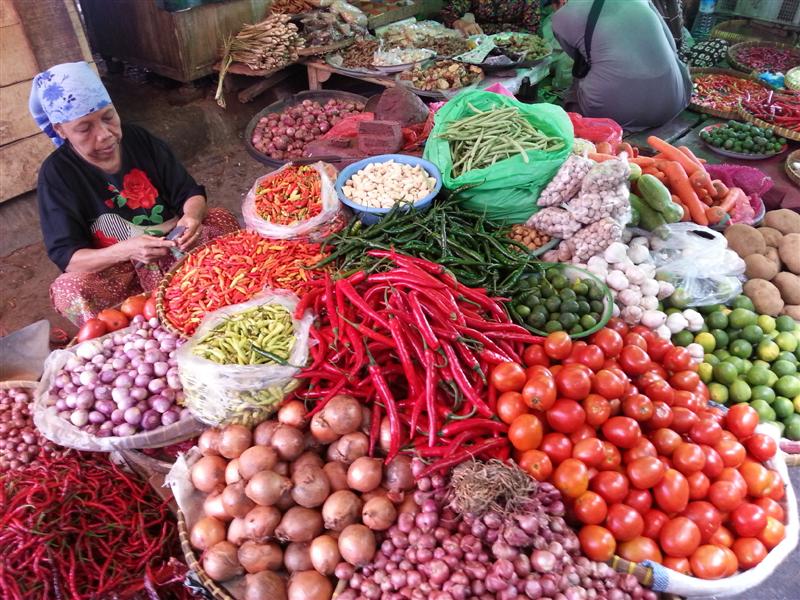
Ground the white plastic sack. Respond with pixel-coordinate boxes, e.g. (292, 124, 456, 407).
(33, 331, 204, 452)
(176, 289, 313, 427)
(242, 161, 341, 240)
(642, 424, 798, 598)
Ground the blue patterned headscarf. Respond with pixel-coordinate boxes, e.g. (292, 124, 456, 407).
(29, 61, 112, 147)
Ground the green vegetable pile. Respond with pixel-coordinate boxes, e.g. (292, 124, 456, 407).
(493, 33, 551, 62)
(700, 121, 786, 156)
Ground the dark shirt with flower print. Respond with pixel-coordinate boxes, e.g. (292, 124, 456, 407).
(440, 0, 541, 34)
(37, 124, 205, 271)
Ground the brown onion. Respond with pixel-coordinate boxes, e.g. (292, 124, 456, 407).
(278, 400, 307, 428)
(254, 420, 279, 446)
(322, 395, 362, 435)
(221, 481, 255, 518)
(309, 413, 338, 444)
(225, 459, 241, 485)
(238, 446, 279, 480)
(198, 428, 221, 456)
(359, 406, 371, 436)
(238, 540, 283, 573)
(304, 430, 323, 450)
(227, 517, 248, 545)
(309, 534, 341, 575)
(290, 450, 324, 475)
(321, 490, 362, 531)
(337, 524, 376, 567)
(245, 571, 287, 600)
(273, 461, 290, 476)
(204, 492, 232, 521)
(346, 457, 382, 493)
(218, 424, 252, 459)
(288, 570, 333, 600)
(397, 493, 419, 515)
(277, 487, 295, 511)
(203, 541, 243, 582)
(283, 542, 313, 572)
(270, 425, 305, 461)
(190, 516, 226, 551)
(322, 462, 348, 492)
(328, 432, 368, 465)
(245, 470, 291, 506)
(191, 455, 227, 493)
(243, 505, 281, 541)
(359, 486, 388, 503)
(382, 455, 414, 491)
(275, 507, 323, 542)
(291, 466, 330, 508)
(362, 496, 397, 531)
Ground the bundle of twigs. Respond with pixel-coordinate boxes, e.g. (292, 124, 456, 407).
(215, 14, 304, 108)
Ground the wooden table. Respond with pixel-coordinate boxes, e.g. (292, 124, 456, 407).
(214, 61, 294, 103)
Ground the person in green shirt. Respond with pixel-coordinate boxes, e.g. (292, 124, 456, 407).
(441, 0, 542, 35)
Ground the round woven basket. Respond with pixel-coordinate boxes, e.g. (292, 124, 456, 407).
(689, 68, 771, 120)
(727, 41, 800, 74)
(178, 510, 237, 600)
(739, 107, 800, 143)
(786, 149, 800, 187)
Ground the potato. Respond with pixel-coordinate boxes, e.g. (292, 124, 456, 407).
(779, 234, 800, 274)
(772, 272, 800, 305)
(765, 246, 782, 270)
(758, 227, 783, 248)
(724, 224, 765, 258)
(763, 209, 800, 235)
(743, 279, 784, 317)
(782, 305, 800, 321)
(744, 255, 778, 281)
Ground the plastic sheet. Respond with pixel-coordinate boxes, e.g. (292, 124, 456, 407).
(568, 112, 623, 147)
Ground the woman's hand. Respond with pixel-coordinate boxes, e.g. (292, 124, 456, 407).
(118, 235, 176, 263)
(174, 215, 203, 251)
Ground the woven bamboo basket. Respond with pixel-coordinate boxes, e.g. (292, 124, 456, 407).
(739, 107, 800, 142)
(727, 41, 800, 75)
(786, 149, 800, 187)
(178, 509, 237, 600)
(689, 68, 771, 120)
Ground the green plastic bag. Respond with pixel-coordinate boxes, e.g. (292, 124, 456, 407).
(424, 90, 574, 224)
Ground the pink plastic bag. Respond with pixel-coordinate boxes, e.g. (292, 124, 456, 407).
(483, 83, 516, 98)
(705, 164, 772, 225)
(568, 112, 623, 146)
(322, 113, 374, 139)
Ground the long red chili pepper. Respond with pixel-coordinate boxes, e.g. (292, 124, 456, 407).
(254, 164, 322, 225)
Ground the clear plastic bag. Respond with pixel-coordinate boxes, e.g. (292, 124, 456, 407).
(176, 289, 313, 427)
(649, 223, 746, 307)
(330, 0, 367, 25)
(242, 161, 342, 241)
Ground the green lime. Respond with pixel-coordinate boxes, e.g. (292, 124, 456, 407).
(778, 351, 798, 365)
(714, 349, 731, 361)
(561, 299, 580, 315)
(731, 295, 756, 311)
(730, 339, 753, 359)
(580, 314, 597, 330)
(572, 281, 589, 296)
(576, 300, 590, 315)
(706, 312, 729, 330)
(775, 315, 796, 332)
(751, 385, 776, 404)
(750, 399, 775, 422)
(728, 329, 742, 342)
(670, 288, 691, 309)
(698, 362, 714, 384)
(757, 315, 776, 334)
(794, 395, 800, 413)
(550, 274, 567, 290)
(544, 320, 562, 333)
(699, 304, 724, 315)
(776, 332, 798, 353)
(756, 339, 780, 362)
(527, 313, 546, 328)
(775, 375, 800, 398)
(516, 305, 531, 318)
(560, 313, 578, 329)
(705, 353, 720, 366)
(695, 332, 716, 353)
(712, 329, 729, 350)
(742, 359, 753, 373)
(773, 397, 794, 420)
(741, 325, 764, 345)
(766, 371, 779, 388)
(673, 330, 694, 347)
(784, 414, 800, 441)
(772, 360, 797, 377)
(713, 362, 738, 385)
(545, 297, 561, 312)
(708, 382, 729, 404)
(745, 366, 771, 386)
(726, 356, 748, 374)
(570, 324, 584, 335)
(729, 308, 757, 329)
(729, 379, 752, 403)
(752, 359, 772, 370)
(560, 288, 577, 302)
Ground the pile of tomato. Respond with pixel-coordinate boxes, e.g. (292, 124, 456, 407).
(490, 318, 788, 580)
(76, 293, 158, 342)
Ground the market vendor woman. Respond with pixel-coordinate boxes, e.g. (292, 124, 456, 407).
(30, 61, 239, 326)
(441, 0, 542, 35)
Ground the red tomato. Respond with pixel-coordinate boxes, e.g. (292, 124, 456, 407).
(708, 481, 744, 512)
(566, 341, 588, 363)
(622, 394, 654, 422)
(546, 399, 586, 434)
(577, 344, 605, 372)
(143, 297, 157, 320)
(670, 370, 701, 392)
(544, 332, 573, 360)
(619, 346, 651, 376)
(523, 344, 550, 367)
(508, 414, 544, 451)
(754, 497, 785, 522)
(714, 439, 746, 468)
(652, 428, 682, 456)
(725, 404, 759, 440)
(583, 394, 611, 427)
(624, 489, 653, 514)
(644, 379, 675, 404)
(673, 443, 706, 475)
(579, 525, 616, 561)
(701, 445, 724, 479)
(709, 525, 734, 548)
(605, 503, 644, 542)
(660, 516, 701, 558)
(591, 470, 630, 504)
(765, 469, 785, 501)
(623, 332, 648, 350)
(606, 318, 628, 335)
(690, 545, 730, 580)
(740, 461, 772, 498)
(518, 449, 553, 482)
(682, 501, 722, 543)
(97, 308, 129, 332)
(522, 375, 557, 412)
(491, 362, 527, 393)
(592, 369, 626, 400)
(730, 503, 767, 537)
(570, 424, 596, 443)
(648, 401, 674, 429)
(120, 294, 147, 318)
(721, 546, 739, 577)
(555, 365, 593, 400)
(732, 538, 767, 570)
(643, 509, 669, 539)
(602, 417, 641, 449)
(638, 370, 665, 390)
(598, 442, 622, 471)
(572, 438, 605, 468)
(671, 407, 699, 434)
(744, 433, 777, 462)
(689, 419, 723, 447)
(663, 556, 692, 575)
(496, 392, 527, 425)
(574, 491, 608, 525)
(541, 433, 573, 465)
(553, 458, 590, 499)
(758, 516, 786, 550)
(687, 472, 710, 500)
(654, 469, 690, 513)
(618, 537, 663, 563)
(663, 346, 693, 373)
(592, 328, 623, 357)
(627, 457, 666, 490)
(673, 390, 702, 412)
(646, 337, 672, 363)
(76, 318, 109, 343)
(623, 438, 657, 464)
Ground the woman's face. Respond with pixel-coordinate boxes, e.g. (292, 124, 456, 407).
(54, 105, 123, 172)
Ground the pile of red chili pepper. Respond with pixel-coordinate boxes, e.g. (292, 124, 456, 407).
(0, 452, 188, 600)
(163, 230, 329, 335)
(254, 164, 323, 225)
(741, 89, 800, 133)
(691, 73, 771, 114)
(294, 250, 543, 476)
(732, 44, 800, 74)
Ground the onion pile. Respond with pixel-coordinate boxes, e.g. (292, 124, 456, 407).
(0, 386, 66, 472)
(338, 460, 655, 600)
(251, 99, 365, 161)
(46, 316, 189, 438)
(188, 394, 414, 600)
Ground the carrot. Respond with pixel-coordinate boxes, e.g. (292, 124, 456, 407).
(658, 160, 708, 225)
(712, 179, 730, 198)
(588, 152, 618, 162)
(617, 142, 634, 157)
(706, 187, 744, 225)
(630, 156, 655, 167)
(642, 166, 666, 182)
(647, 136, 702, 176)
(678, 146, 706, 168)
(596, 142, 613, 155)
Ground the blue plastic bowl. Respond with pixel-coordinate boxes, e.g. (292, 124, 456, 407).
(335, 154, 442, 225)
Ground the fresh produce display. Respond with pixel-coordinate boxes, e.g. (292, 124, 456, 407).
(730, 44, 800, 74)
(495, 325, 789, 578)
(339, 38, 380, 69)
(1, 452, 182, 598)
(341, 159, 437, 208)
(398, 60, 483, 92)
(690, 73, 771, 115)
(439, 103, 565, 177)
(508, 224, 552, 252)
(700, 121, 787, 157)
(536, 154, 594, 208)
(298, 10, 368, 47)
(0, 386, 67, 472)
(410, 34, 470, 57)
(372, 47, 433, 67)
(162, 231, 328, 336)
(254, 164, 322, 224)
(740, 90, 800, 134)
(493, 33, 551, 62)
(250, 97, 365, 161)
(724, 213, 800, 319)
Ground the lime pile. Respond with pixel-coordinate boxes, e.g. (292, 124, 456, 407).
(674, 295, 800, 439)
(700, 121, 786, 156)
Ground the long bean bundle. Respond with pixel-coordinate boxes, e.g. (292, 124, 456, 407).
(439, 103, 565, 177)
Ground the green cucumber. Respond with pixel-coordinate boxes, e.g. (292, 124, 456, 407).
(638, 174, 683, 223)
(628, 162, 642, 181)
(629, 193, 666, 231)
